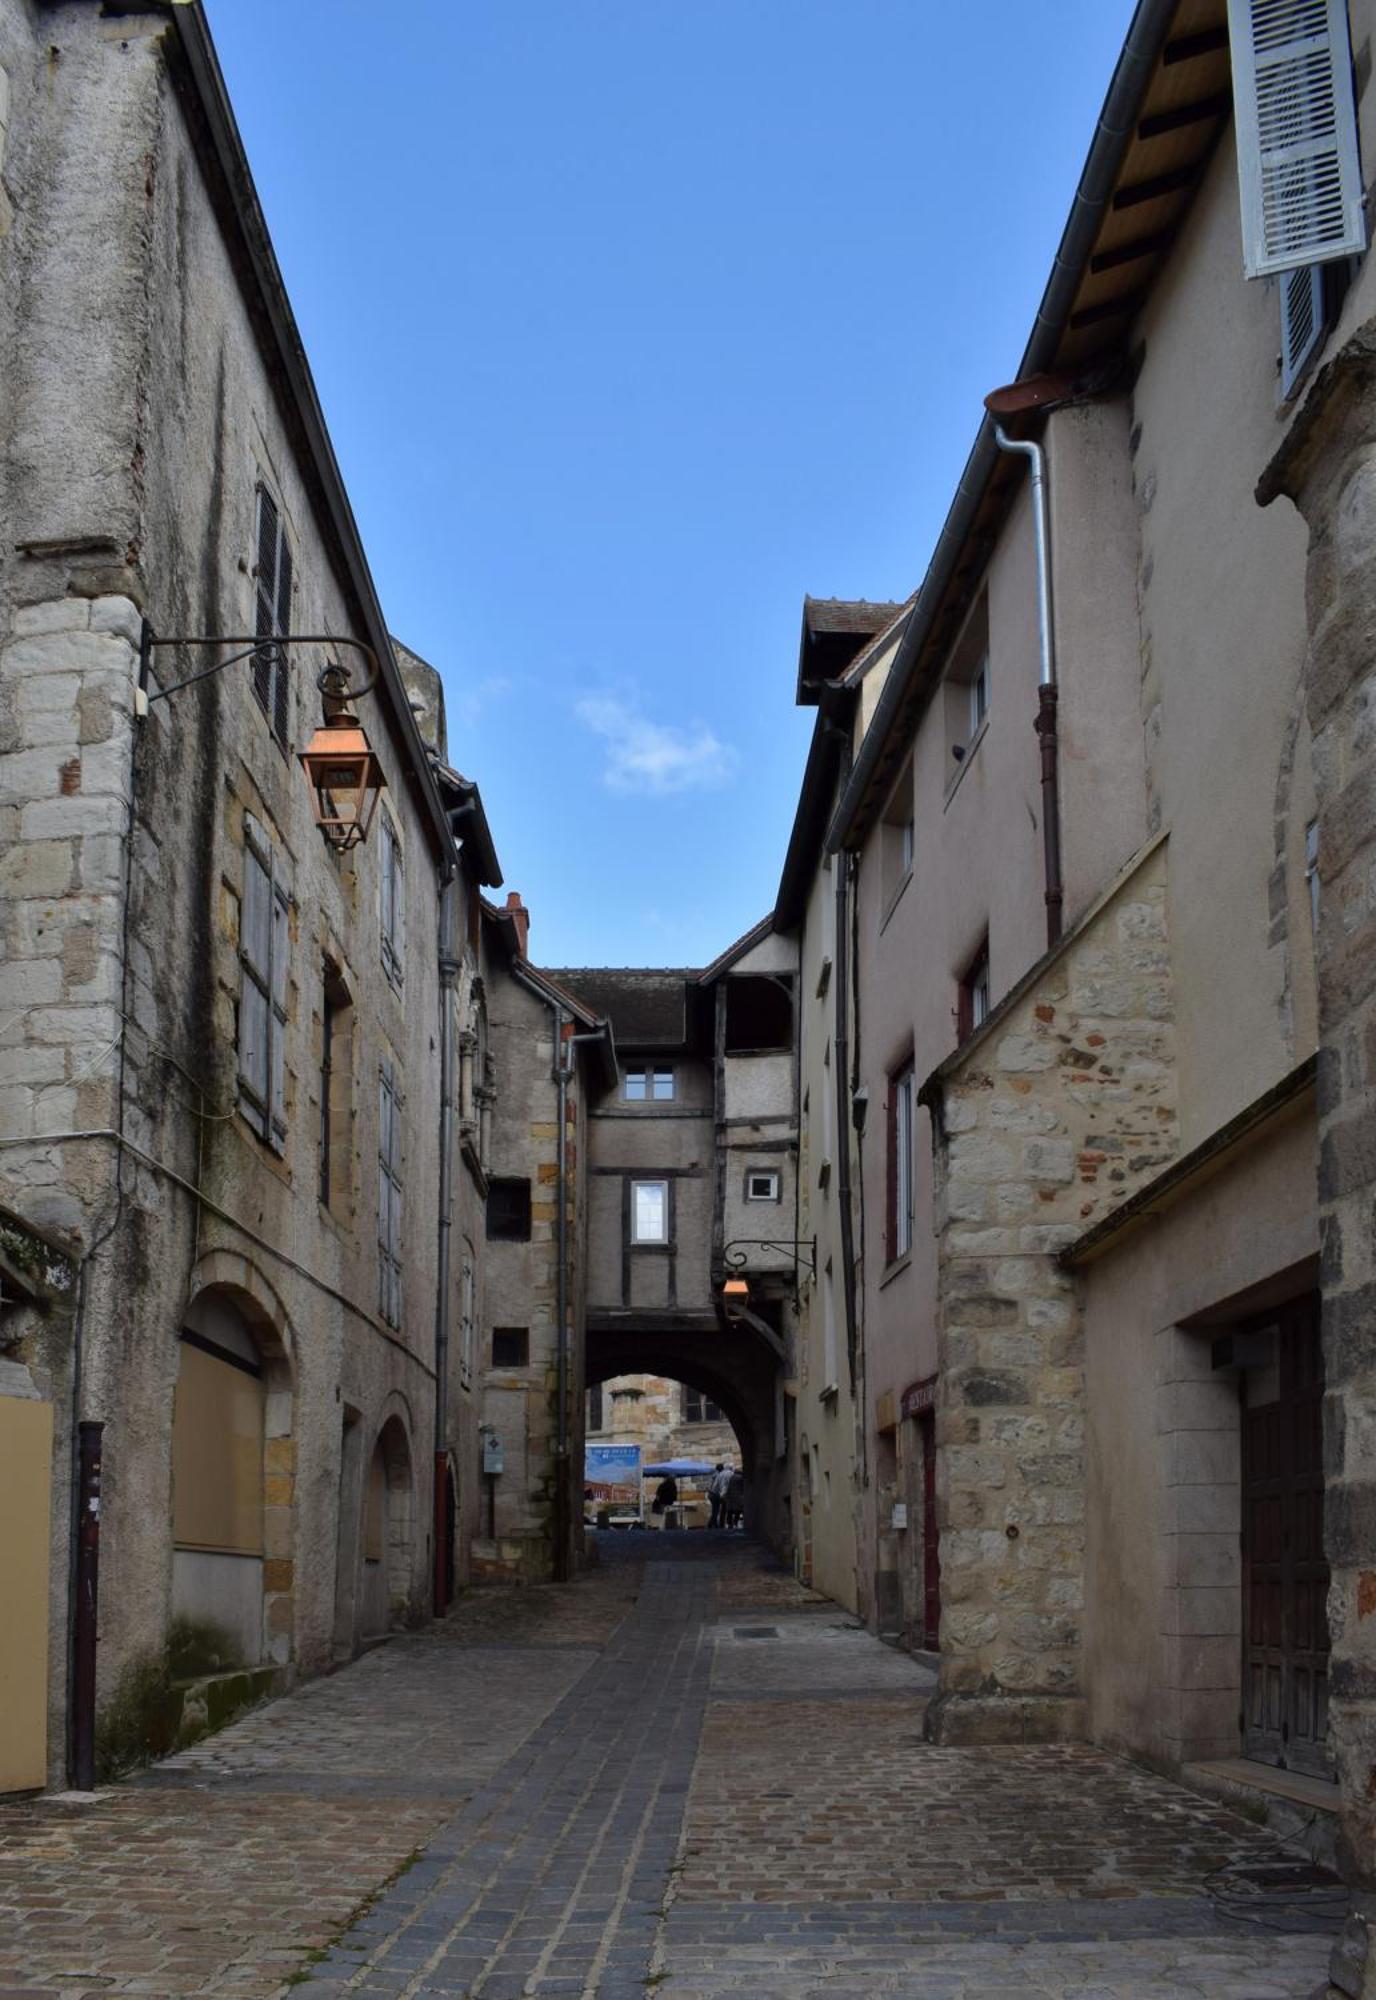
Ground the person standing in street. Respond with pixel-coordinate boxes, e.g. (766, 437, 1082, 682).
(708, 1462, 731, 1529)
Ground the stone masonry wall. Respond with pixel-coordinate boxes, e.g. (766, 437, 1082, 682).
(1259, 325, 1376, 1993)
(925, 838, 1178, 1743)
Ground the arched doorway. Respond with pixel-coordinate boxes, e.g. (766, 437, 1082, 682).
(170, 1286, 293, 1669)
(360, 1415, 414, 1639)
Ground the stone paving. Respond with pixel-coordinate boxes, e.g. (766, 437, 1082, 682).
(0, 1534, 1350, 1998)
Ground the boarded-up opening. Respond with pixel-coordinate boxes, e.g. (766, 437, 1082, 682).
(0, 1396, 53, 1790)
(171, 1292, 268, 1667)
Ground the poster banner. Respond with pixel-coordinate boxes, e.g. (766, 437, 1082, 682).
(585, 1442, 642, 1512)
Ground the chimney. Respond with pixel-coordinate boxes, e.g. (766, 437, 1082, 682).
(504, 890, 530, 957)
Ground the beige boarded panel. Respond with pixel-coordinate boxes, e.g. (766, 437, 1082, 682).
(172, 1342, 264, 1556)
(0, 1397, 53, 1791)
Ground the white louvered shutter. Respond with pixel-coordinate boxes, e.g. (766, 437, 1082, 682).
(1229, 0, 1366, 277)
(238, 835, 271, 1135)
(1280, 262, 1327, 391)
(269, 872, 290, 1147)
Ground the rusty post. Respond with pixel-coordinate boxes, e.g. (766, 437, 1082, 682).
(72, 1420, 103, 1790)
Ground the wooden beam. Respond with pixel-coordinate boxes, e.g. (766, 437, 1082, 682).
(1068, 291, 1146, 331)
(1162, 25, 1229, 65)
(1090, 229, 1174, 273)
(1113, 164, 1197, 210)
(1138, 90, 1231, 139)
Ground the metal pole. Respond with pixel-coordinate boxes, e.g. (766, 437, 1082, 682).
(72, 1421, 103, 1791)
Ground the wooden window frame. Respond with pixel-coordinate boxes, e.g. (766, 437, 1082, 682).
(886, 1062, 915, 1264)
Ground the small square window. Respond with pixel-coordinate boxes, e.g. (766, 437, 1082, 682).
(745, 1170, 780, 1202)
(957, 941, 991, 1042)
(631, 1179, 669, 1243)
(486, 1177, 531, 1241)
(624, 1064, 674, 1101)
(492, 1326, 529, 1367)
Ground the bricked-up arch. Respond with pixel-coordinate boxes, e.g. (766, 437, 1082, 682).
(360, 1413, 415, 1639)
(586, 1318, 786, 1546)
(182, 1256, 296, 1666)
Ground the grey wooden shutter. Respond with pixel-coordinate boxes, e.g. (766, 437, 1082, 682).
(1229, 0, 1366, 277)
(273, 538, 293, 744)
(253, 490, 279, 718)
(238, 817, 289, 1153)
(378, 1060, 403, 1325)
(380, 814, 404, 986)
(238, 824, 272, 1137)
(1280, 262, 1326, 391)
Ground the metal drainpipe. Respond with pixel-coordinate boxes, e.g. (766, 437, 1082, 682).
(993, 424, 1063, 947)
(825, 724, 860, 1388)
(433, 862, 458, 1614)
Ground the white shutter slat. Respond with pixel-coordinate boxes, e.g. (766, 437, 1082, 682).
(242, 845, 271, 979)
(1229, 0, 1366, 277)
(239, 980, 269, 1130)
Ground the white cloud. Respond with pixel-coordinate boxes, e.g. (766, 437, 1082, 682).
(450, 674, 514, 731)
(574, 692, 739, 796)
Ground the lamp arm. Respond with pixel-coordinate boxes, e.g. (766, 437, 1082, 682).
(141, 624, 379, 705)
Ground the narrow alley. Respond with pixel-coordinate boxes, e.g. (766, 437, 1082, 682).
(0, 1538, 1345, 2000)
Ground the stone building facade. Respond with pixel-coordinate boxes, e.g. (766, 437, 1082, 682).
(0, 0, 508, 1783)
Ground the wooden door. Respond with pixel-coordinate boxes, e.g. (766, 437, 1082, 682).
(1241, 1294, 1332, 1778)
(920, 1411, 941, 1651)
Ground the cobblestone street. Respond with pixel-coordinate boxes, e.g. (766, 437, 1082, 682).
(0, 1537, 1347, 1999)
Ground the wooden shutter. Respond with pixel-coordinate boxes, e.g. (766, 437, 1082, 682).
(253, 490, 278, 718)
(1229, 0, 1366, 277)
(238, 828, 272, 1137)
(273, 538, 292, 744)
(378, 1060, 403, 1325)
(380, 814, 404, 986)
(238, 818, 289, 1153)
(1280, 262, 1326, 392)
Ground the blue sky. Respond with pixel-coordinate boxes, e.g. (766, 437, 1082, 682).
(206, 0, 1137, 967)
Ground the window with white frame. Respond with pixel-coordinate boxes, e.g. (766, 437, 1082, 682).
(630, 1178, 669, 1243)
(252, 487, 293, 745)
(958, 939, 991, 1042)
(944, 593, 990, 776)
(822, 1258, 838, 1391)
(378, 1057, 404, 1326)
(379, 810, 404, 989)
(624, 1064, 674, 1101)
(968, 654, 990, 737)
(888, 1064, 915, 1262)
(746, 1169, 780, 1202)
(880, 759, 915, 910)
(238, 815, 289, 1152)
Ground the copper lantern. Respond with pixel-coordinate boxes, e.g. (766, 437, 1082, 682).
(299, 711, 386, 850)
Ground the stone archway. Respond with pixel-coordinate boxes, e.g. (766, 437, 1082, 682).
(172, 1263, 295, 1669)
(360, 1413, 414, 1639)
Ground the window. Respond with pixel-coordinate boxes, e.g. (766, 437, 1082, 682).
(238, 816, 289, 1152)
(968, 654, 990, 737)
(958, 940, 991, 1042)
(492, 1327, 529, 1368)
(631, 1178, 669, 1244)
(822, 1259, 838, 1391)
(887, 1064, 915, 1263)
(379, 810, 404, 989)
(378, 1059, 403, 1327)
(252, 487, 293, 745)
(486, 1177, 531, 1241)
(624, 1064, 675, 1101)
(724, 975, 793, 1053)
(1229, 0, 1365, 281)
(318, 963, 353, 1209)
(944, 595, 990, 775)
(586, 1382, 605, 1432)
(1306, 818, 1320, 932)
(683, 1388, 724, 1425)
(746, 1169, 780, 1202)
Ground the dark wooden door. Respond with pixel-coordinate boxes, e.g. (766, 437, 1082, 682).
(920, 1411, 941, 1651)
(1241, 1294, 1332, 1778)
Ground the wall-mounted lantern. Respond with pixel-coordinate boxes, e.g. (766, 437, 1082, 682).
(298, 664, 385, 851)
(139, 626, 386, 851)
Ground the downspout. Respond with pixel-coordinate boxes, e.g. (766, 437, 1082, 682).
(826, 724, 860, 1387)
(433, 861, 459, 1614)
(992, 426, 1063, 947)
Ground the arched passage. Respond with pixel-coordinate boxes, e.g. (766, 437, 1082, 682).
(585, 1318, 789, 1551)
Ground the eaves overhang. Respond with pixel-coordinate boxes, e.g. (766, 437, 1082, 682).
(827, 0, 1230, 856)
(159, 3, 457, 865)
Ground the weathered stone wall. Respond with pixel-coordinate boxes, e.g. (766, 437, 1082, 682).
(925, 838, 1177, 1742)
(1259, 325, 1376, 1989)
